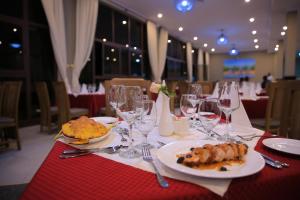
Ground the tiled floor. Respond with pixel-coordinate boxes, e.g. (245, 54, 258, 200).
(0, 125, 55, 186)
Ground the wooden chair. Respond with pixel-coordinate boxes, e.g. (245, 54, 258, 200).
(0, 82, 22, 150)
(251, 81, 287, 133)
(279, 81, 300, 139)
(52, 82, 88, 129)
(35, 82, 58, 134)
(196, 81, 214, 94)
(104, 79, 151, 116)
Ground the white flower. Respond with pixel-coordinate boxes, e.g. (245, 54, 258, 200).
(150, 82, 161, 93)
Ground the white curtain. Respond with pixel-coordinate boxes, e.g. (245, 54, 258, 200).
(186, 42, 193, 82)
(71, 0, 99, 93)
(157, 28, 168, 82)
(41, 0, 71, 93)
(205, 52, 210, 81)
(197, 49, 204, 81)
(146, 21, 168, 82)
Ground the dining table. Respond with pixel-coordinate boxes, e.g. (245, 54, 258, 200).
(69, 93, 106, 117)
(20, 120, 300, 200)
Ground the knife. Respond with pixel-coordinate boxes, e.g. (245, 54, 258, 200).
(260, 153, 289, 168)
(62, 145, 127, 155)
(264, 158, 283, 169)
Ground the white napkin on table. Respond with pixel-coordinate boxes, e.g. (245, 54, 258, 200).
(80, 83, 88, 94)
(97, 83, 105, 94)
(156, 92, 174, 136)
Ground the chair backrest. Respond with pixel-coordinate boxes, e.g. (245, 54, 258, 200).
(35, 82, 51, 123)
(53, 82, 70, 126)
(0, 83, 5, 115)
(176, 80, 189, 95)
(264, 81, 287, 132)
(104, 79, 151, 116)
(196, 81, 214, 94)
(165, 80, 178, 92)
(279, 81, 300, 139)
(2, 81, 22, 121)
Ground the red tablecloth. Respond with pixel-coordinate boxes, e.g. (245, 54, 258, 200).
(21, 133, 300, 200)
(242, 97, 268, 119)
(69, 94, 105, 117)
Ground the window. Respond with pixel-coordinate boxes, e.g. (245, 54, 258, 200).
(29, 0, 47, 24)
(130, 19, 142, 48)
(0, 0, 22, 18)
(192, 48, 198, 81)
(115, 13, 128, 45)
(0, 21, 23, 70)
(96, 5, 112, 41)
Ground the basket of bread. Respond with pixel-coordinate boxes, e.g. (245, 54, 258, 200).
(57, 116, 111, 145)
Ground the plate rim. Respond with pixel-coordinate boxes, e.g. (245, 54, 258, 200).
(90, 116, 118, 124)
(156, 140, 265, 179)
(262, 138, 300, 155)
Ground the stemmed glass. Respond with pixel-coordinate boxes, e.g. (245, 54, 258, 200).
(198, 98, 221, 139)
(180, 94, 198, 127)
(188, 84, 202, 125)
(135, 100, 157, 149)
(109, 85, 124, 112)
(116, 86, 142, 159)
(217, 82, 240, 141)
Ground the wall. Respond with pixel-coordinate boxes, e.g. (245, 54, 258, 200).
(209, 50, 280, 82)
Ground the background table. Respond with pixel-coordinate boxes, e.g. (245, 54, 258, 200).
(21, 132, 300, 200)
(69, 94, 105, 117)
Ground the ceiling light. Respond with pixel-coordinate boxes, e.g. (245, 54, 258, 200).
(255, 44, 259, 49)
(157, 13, 163, 18)
(282, 26, 288, 31)
(245, 0, 251, 3)
(252, 30, 257, 35)
(229, 47, 239, 56)
(193, 36, 198, 41)
(168, 39, 171, 43)
(113, 58, 117, 62)
(135, 58, 140, 63)
(175, 0, 195, 13)
(13, 28, 17, 32)
(122, 20, 127, 25)
(203, 43, 208, 47)
(102, 38, 107, 42)
(111, 48, 115, 52)
(133, 46, 137, 50)
(249, 17, 255, 23)
(125, 44, 129, 48)
(275, 44, 279, 48)
(106, 57, 110, 60)
(0, 41, 2, 45)
(192, 50, 194, 53)
(253, 39, 258, 43)
(211, 48, 215, 52)
(182, 45, 186, 49)
(217, 30, 228, 45)
(281, 31, 286, 36)
(178, 26, 183, 31)
(274, 47, 279, 51)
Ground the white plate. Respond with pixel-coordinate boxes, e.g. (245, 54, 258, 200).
(263, 138, 300, 155)
(90, 117, 118, 124)
(156, 140, 265, 179)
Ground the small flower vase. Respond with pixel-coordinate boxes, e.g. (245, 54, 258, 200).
(157, 92, 174, 136)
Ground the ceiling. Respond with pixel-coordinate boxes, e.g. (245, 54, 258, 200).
(106, 0, 300, 53)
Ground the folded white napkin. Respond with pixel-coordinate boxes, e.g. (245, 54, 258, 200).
(80, 83, 88, 94)
(156, 92, 174, 136)
(97, 83, 105, 94)
(255, 82, 262, 94)
(209, 82, 219, 98)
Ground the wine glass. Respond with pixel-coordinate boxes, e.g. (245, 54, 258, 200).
(217, 82, 240, 141)
(180, 94, 198, 128)
(198, 98, 221, 139)
(188, 84, 202, 125)
(135, 100, 156, 149)
(116, 86, 142, 159)
(109, 85, 124, 111)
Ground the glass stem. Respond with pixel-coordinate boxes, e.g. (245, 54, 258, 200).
(128, 123, 133, 149)
(225, 113, 230, 138)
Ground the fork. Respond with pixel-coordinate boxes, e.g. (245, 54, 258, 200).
(142, 146, 169, 188)
(236, 134, 278, 141)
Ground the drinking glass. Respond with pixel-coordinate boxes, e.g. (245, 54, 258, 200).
(116, 86, 142, 159)
(135, 100, 157, 149)
(180, 94, 198, 127)
(217, 82, 240, 140)
(188, 84, 202, 99)
(109, 85, 124, 111)
(198, 98, 221, 139)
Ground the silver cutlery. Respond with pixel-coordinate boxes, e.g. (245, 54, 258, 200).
(116, 128, 127, 142)
(264, 158, 283, 169)
(260, 153, 289, 168)
(236, 134, 278, 141)
(142, 146, 169, 188)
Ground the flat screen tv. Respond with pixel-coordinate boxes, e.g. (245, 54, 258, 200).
(223, 58, 255, 79)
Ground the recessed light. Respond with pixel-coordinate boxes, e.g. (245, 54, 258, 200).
(193, 36, 198, 41)
(157, 13, 163, 18)
(125, 44, 129, 48)
(203, 43, 208, 47)
(275, 44, 279, 48)
(168, 39, 171, 43)
(281, 31, 286, 36)
(122, 20, 127, 25)
(274, 47, 279, 51)
(282, 26, 288, 30)
(211, 48, 215, 52)
(111, 48, 115, 52)
(192, 50, 195, 53)
(245, 0, 251, 3)
(133, 46, 137, 50)
(102, 38, 107, 42)
(178, 26, 183, 31)
(253, 39, 258, 43)
(255, 44, 259, 49)
(252, 30, 257, 35)
(249, 17, 255, 23)
(13, 28, 17, 32)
